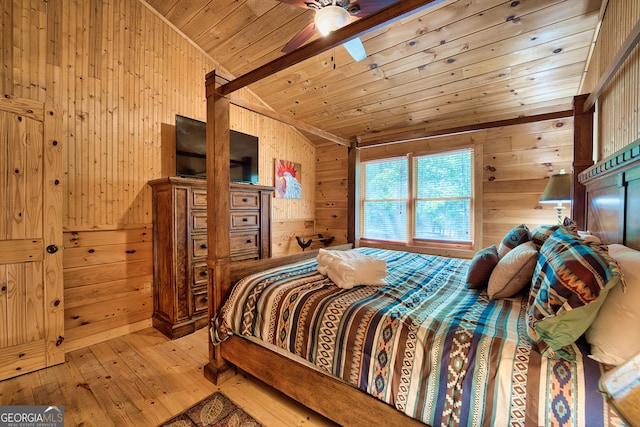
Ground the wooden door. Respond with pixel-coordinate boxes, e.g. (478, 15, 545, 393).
(0, 96, 64, 380)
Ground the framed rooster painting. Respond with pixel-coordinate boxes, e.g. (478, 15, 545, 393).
(274, 159, 302, 199)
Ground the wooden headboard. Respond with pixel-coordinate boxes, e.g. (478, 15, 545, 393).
(578, 138, 640, 250)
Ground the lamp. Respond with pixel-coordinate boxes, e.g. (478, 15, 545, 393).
(314, 4, 350, 36)
(539, 169, 572, 224)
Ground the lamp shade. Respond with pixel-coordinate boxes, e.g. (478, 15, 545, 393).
(540, 172, 571, 203)
(315, 5, 350, 36)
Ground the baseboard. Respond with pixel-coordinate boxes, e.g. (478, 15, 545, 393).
(64, 319, 152, 352)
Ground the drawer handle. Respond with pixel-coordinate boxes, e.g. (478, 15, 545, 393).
(246, 239, 252, 244)
(199, 270, 208, 277)
(242, 217, 249, 222)
(242, 198, 248, 202)
(202, 297, 208, 302)
(200, 243, 208, 249)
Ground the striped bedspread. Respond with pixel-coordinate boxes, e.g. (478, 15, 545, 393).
(212, 248, 620, 426)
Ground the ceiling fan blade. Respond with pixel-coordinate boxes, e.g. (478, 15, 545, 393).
(343, 37, 367, 61)
(278, 0, 400, 55)
(282, 22, 318, 53)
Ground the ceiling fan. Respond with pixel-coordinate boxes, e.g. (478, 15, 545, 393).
(278, 0, 399, 62)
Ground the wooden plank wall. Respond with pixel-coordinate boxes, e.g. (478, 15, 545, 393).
(5, 0, 633, 351)
(481, 119, 573, 245)
(62, 227, 153, 351)
(228, 104, 317, 257)
(581, 0, 640, 157)
(321, 118, 574, 254)
(1, 0, 317, 350)
(315, 144, 350, 247)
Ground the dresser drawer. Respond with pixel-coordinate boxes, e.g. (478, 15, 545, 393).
(192, 235, 208, 258)
(191, 211, 207, 231)
(230, 231, 259, 253)
(230, 211, 259, 229)
(192, 287, 208, 315)
(230, 191, 260, 209)
(191, 189, 207, 208)
(230, 251, 260, 262)
(192, 262, 208, 286)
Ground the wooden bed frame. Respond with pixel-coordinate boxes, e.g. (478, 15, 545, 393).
(201, 67, 640, 425)
(578, 138, 640, 251)
(204, 245, 428, 426)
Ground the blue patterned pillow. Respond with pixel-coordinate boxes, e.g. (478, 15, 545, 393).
(497, 224, 531, 258)
(562, 216, 578, 233)
(530, 222, 582, 250)
(527, 227, 624, 360)
(531, 225, 560, 249)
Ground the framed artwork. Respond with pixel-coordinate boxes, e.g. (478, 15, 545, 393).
(274, 159, 302, 199)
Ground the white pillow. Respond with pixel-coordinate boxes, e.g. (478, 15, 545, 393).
(586, 244, 640, 365)
(487, 241, 538, 299)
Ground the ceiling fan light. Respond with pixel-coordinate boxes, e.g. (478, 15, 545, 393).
(315, 5, 350, 36)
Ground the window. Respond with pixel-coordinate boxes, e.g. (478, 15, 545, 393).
(360, 148, 473, 246)
(361, 158, 408, 241)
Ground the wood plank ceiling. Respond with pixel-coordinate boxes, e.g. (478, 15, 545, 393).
(145, 0, 603, 146)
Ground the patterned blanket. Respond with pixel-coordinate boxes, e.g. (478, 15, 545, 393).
(212, 248, 620, 426)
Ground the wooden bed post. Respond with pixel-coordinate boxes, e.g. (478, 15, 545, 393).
(572, 93, 595, 230)
(203, 70, 235, 384)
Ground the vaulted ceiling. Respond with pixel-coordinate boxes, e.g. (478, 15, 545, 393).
(145, 0, 603, 145)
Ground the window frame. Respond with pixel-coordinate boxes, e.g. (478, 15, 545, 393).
(359, 156, 409, 243)
(359, 147, 475, 251)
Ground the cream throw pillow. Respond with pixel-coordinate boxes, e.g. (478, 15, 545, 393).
(488, 241, 538, 299)
(586, 244, 640, 365)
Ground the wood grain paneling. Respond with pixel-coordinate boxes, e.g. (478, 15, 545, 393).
(482, 118, 574, 245)
(2, 0, 316, 232)
(582, 0, 640, 158)
(2, 0, 318, 349)
(133, 0, 604, 147)
(0, 97, 64, 380)
(2, 0, 632, 353)
(315, 144, 349, 245)
(63, 227, 154, 350)
(329, 118, 573, 251)
(272, 219, 314, 257)
(229, 105, 316, 224)
(0, 327, 336, 427)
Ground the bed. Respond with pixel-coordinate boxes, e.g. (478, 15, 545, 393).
(213, 245, 619, 426)
(202, 136, 640, 427)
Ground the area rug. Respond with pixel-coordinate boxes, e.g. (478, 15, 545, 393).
(159, 392, 263, 427)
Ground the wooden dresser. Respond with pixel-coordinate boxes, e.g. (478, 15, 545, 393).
(229, 183, 273, 261)
(149, 177, 273, 339)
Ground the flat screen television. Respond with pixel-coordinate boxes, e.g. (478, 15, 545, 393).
(175, 115, 259, 183)
(229, 130, 259, 184)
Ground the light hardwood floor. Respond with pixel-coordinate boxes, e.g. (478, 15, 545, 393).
(0, 327, 338, 427)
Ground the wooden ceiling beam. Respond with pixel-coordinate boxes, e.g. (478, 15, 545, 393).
(229, 96, 350, 146)
(356, 110, 574, 148)
(217, 0, 446, 96)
